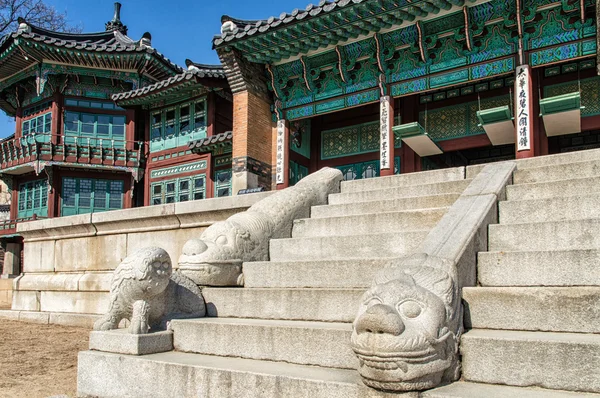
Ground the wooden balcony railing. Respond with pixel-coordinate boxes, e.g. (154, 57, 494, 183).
(0, 133, 145, 171)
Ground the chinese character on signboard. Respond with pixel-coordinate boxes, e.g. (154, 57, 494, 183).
(276, 119, 286, 184)
(380, 96, 391, 169)
(516, 66, 531, 151)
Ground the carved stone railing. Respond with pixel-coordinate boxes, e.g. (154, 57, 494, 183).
(0, 133, 143, 170)
(351, 161, 516, 392)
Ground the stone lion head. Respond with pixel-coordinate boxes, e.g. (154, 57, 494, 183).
(350, 264, 461, 391)
(112, 246, 172, 300)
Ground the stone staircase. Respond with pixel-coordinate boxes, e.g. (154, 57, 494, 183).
(78, 167, 469, 397)
(79, 151, 600, 397)
(437, 155, 600, 397)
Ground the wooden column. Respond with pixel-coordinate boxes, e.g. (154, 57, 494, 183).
(515, 65, 535, 159)
(380, 96, 395, 177)
(276, 118, 290, 189)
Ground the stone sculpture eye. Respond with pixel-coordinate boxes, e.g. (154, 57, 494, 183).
(398, 300, 422, 319)
(215, 235, 228, 245)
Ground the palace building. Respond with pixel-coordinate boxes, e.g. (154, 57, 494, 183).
(0, 0, 598, 267)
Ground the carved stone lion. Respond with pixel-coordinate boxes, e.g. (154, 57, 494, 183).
(94, 247, 206, 334)
(351, 254, 462, 391)
(178, 167, 343, 286)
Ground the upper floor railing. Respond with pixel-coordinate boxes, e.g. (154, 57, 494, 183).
(0, 214, 46, 236)
(0, 133, 144, 170)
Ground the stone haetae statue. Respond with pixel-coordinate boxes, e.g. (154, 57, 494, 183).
(350, 254, 462, 391)
(94, 247, 206, 334)
(178, 167, 343, 286)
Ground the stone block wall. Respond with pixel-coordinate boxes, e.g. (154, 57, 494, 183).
(9, 192, 273, 324)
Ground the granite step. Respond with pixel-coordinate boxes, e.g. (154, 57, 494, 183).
(78, 350, 402, 398)
(506, 175, 600, 201)
(499, 194, 600, 224)
(311, 194, 460, 219)
(461, 329, 600, 393)
(514, 147, 600, 169)
(423, 381, 600, 398)
(488, 218, 600, 252)
(463, 286, 600, 333)
(170, 318, 356, 370)
(328, 179, 471, 205)
(202, 288, 364, 322)
(292, 208, 446, 238)
(243, 259, 391, 289)
(340, 167, 465, 193)
(513, 159, 600, 185)
(477, 249, 600, 287)
(269, 231, 427, 261)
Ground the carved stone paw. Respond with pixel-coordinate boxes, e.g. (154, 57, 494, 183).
(129, 300, 150, 335)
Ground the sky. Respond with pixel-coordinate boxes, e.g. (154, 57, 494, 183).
(0, 0, 311, 137)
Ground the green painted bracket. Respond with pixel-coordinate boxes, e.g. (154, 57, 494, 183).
(392, 122, 425, 139)
(540, 92, 583, 116)
(392, 122, 443, 156)
(477, 105, 513, 126)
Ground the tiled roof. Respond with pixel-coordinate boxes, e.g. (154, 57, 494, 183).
(112, 61, 226, 102)
(188, 131, 233, 154)
(213, 0, 366, 46)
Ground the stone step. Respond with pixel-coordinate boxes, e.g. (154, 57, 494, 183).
(463, 286, 600, 333)
(461, 329, 600, 393)
(311, 194, 460, 219)
(328, 179, 471, 205)
(340, 167, 465, 193)
(423, 381, 600, 398)
(478, 249, 600, 287)
(506, 176, 600, 201)
(499, 194, 600, 224)
(516, 148, 600, 169)
(513, 159, 600, 185)
(202, 288, 364, 322)
(269, 231, 427, 261)
(292, 208, 446, 238)
(488, 218, 600, 252)
(78, 350, 402, 398)
(170, 318, 356, 370)
(243, 259, 391, 288)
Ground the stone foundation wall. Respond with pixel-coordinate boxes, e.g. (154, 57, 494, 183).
(9, 193, 272, 324)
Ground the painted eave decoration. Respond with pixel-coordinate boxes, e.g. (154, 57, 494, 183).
(189, 131, 233, 154)
(113, 60, 227, 107)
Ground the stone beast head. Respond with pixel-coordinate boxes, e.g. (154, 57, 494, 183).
(351, 261, 461, 392)
(178, 211, 274, 286)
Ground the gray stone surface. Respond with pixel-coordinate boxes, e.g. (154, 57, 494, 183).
(329, 180, 471, 205)
(513, 159, 600, 184)
(15, 273, 81, 291)
(463, 286, 600, 333)
(269, 231, 427, 261)
(506, 175, 600, 201)
(2, 243, 20, 276)
(341, 167, 465, 193)
(292, 208, 445, 238)
(77, 350, 408, 398)
(18, 311, 49, 324)
(171, 317, 356, 369)
(499, 194, 600, 224)
(461, 329, 600, 393)
(478, 249, 600, 286)
(89, 329, 173, 355)
(11, 290, 40, 311)
(40, 291, 108, 314)
(423, 381, 600, 397)
(514, 147, 600, 169)
(311, 194, 460, 219)
(178, 168, 343, 286)
(243, 259, 393, 289)
(203, 287, 364, 322)
(488, 218, 600, 251)
(0, 309, 20, 320)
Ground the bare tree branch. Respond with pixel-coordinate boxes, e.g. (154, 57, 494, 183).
(0, 0, 82, 35)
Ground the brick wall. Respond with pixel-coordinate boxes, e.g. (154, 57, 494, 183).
(232, 91, 274, 167)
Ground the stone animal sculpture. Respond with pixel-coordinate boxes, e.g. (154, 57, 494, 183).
(350, 253, 462, 392)
(178, 167, 343, 286)
(94, 247, 206, 334)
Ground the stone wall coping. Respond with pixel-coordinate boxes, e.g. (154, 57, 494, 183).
(17, 192, 274, 242)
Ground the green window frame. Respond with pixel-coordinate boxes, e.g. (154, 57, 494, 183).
(23, 101, 52, 117)
(61, 177, 123, 216)
(289, 161, 308, 186)
(18, 179, 48, 219)
(151, 175, 206, 205)
(335, 160, 380, 181)
(65, 98, 124, 111)
(149, 99, 207, 152)
(214, 169, 232, 198)
(64, 111, 126, 148)
(22, 112, 52, 143)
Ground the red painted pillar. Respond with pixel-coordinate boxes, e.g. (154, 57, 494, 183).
(515, 65, 535, 159)
(380, 96, 395, 177)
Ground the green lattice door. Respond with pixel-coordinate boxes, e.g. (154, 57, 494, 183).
(61, 177, 123, 216)
(17, 180, 48, 219)
(335, 160, 380, 181)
